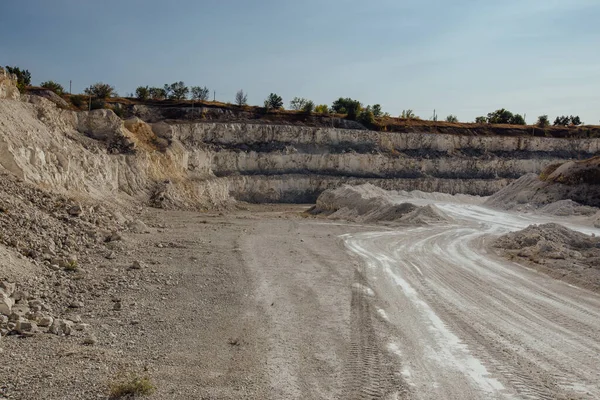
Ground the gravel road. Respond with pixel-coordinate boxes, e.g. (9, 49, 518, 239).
(343, 201, 600, 399)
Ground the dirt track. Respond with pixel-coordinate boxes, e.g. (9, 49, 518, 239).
(136, 201, 600, 400)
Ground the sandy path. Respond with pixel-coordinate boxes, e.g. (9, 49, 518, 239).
(343, 202, 600, 399)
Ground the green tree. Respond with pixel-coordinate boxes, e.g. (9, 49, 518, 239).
(315, 104, 329, 114)
(235, 90, 248, 106)
(40, 80, 64, 95)
(191, 86, 210, 101)
(148, 87, 166, 100)
(536, 115, 550, 128)
(166, 82, 189, 100)
(570, 115, 582, 126)
(358, 106, 375, 126)
(475, 116, 487, 124)
(135, 86, 150, 101)
(331, 97, 360, 116)
(510, 114, 526, 125)
(445, 115, 458, 123)
(302, 100, 315, 114)
(554, 116, 570, 126)
(5, 66, 31, 92)
(290, 97, 308, 111)
(265, 93, 284, 110)
(372, 104, 382, 117)
(84, 82, 117, 99)
(487, 109, 514, 124)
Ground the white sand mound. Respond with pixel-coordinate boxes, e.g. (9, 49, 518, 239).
(539, 200, 597, 217)
(313, 184, 452, 225)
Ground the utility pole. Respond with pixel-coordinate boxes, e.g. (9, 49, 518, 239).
(69, 80, 72, 95)
(88, 94, 91, 112)
(213, 90, 216, 102)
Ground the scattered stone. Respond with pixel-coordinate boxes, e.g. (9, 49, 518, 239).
(69, 301, 84, 309)
(0, 282, 16, 297)
(113, 301, 122, 311)
(68, 205, 83, 217)
(128, 219, 150, 233)
(130, 260, 146, 270)
(105, 231, 122, 242)
(66, 314, 82, 323)
(15, 319, 38, 334)
(0, 294, 14, 316)
(38, 316, 54, 327)
(82, 334, 97, 345)
(106, 251, 117, 260)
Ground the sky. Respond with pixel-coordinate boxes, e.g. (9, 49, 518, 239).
(1, 0, 599, 123)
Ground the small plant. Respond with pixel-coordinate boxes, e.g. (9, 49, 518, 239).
(290, 97, 309, 111)
(400, 109, 417, 119)
(372, 104, 382, 117)
(109, 376, 155, 399)
(537, 115, 550, 128)
(148, 87, 166, 100)
(40, 80, 64, 95)
(85, 82, 117, 99)
(235, 89, 248, 106)
(445, 114, 458, 123)
(475, 116, 487, 124)
(357, 107, 375, 126)
(64, 260, 79, 272)
(302, 100, 315, 114)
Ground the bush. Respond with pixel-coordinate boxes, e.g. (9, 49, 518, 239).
(235, 90, 248, 106)
(90, 99, 105, 110)
(475, 116, 487, 124)
(553, 115, 582, 126)
(109, 376, 155, 399)
(290, 97, 308, 111)
(331, 98, 361, 120)
(148, 87, 166, 100)
(445, 115, 458, 123)
(70, 95, 86, 108)
(40, 80, 64, 95)
(358, 107, 375, 126)
(570, 115, 582, 126)
(165, 81, 188, 100)
(190, 86, 209, 101)
(135, 86, 150, 101)
(315, 104, 329, 114)
(487, 108, 513, 124)
(5, 66, 31, 92)
(265, 93, 284, 110)
(536, 115, 550, 128)
(400, 109, 417, 119)
(85, 82, 116, 99)
(510, 114, 526, 125)
(302, 100, 315, 114)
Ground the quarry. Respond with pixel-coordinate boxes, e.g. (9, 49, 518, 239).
(1, 69, 600, 400)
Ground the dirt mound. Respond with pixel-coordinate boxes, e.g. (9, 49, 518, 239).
(494, 223, 600, 291)
(312, 184, 452, 225)
(485, 158, 600, 210)
(539, 200, 598, 217)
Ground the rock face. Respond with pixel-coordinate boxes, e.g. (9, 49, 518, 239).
(1, 82, 599, 206)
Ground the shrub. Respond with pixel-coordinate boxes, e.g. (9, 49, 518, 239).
(235, 90, 248, 106)
(357, 107, 375, 126)
(5, 66, 31, 92)
(109, 376, 155, 399)
(400, 109, 417, 119)
(475, 116, 487, 124)
(331, 98, 361, 120)
(148, 87, 166, 100)
(570, 115, 582, 126)
(315, 104, 329, 114)
(190, 86, 210, 101)
(265, 93, 284, 110)
(536, 115, 550, 128)
(40, 80, 64, 95)
(290, 97, 308, 111)
(165, 82, 188, 100)
(510, 114, 526, 125)
(302, 100, 315, 114)
(445, 114, 458, 123)
(90, 99, 105, 110)
(85, 82, 116, 99)
(135, 86, 150, 101)
(487, 108, 513, 124)
(70, 95, 86, 108)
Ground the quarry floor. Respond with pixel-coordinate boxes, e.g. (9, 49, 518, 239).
(3, 202, 600, 400)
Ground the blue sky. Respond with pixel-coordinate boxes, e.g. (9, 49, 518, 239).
(1, 0, 599, 123)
